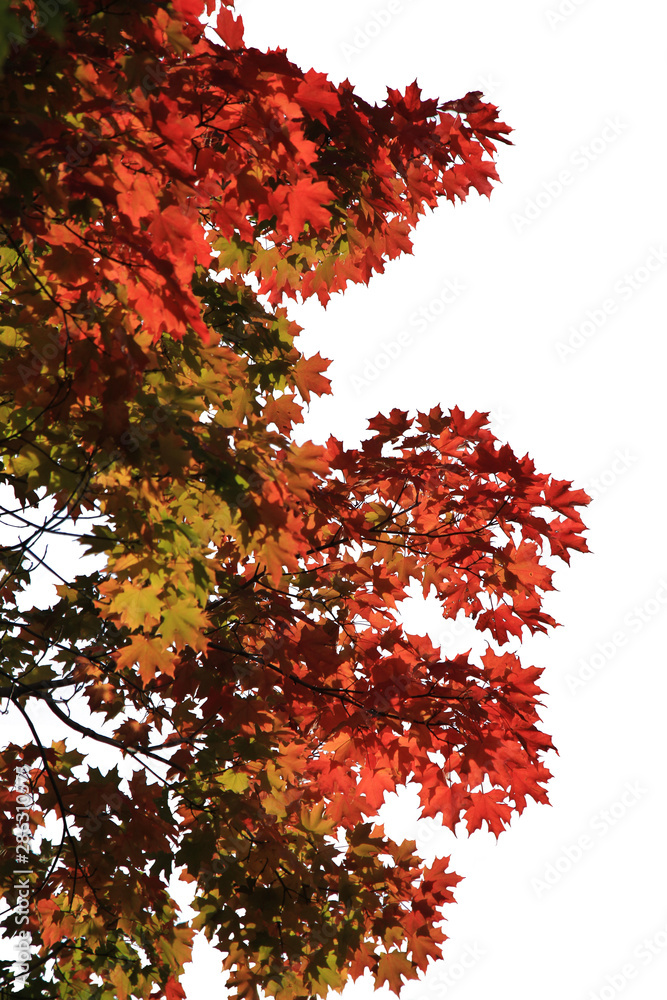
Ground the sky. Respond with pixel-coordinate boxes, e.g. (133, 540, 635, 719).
(181, 0, 667, 997)
(2, 1, 666, 998)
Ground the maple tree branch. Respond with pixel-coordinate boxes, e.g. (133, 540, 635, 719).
(386, 496, 513, 541)
(0, 651, 191, 772)
(39, 693, 188, 772)
(0, 13, 583, 992)
(367, 497, 420, 533)
(0, 504, 93, 539)
(0, 673, 79, 699)
(21, 543, 73, 588)
(262, 661, 457, 730)
(3, 938, 70, 994)
(0, 619, 207, 761)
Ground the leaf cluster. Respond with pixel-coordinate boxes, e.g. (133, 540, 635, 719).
(0, 3, 587, 998)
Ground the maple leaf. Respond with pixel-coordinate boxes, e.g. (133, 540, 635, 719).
(300, 802, 336, 836)
(408, 933, 444, 969)
(160, 601, 209, 651)
(476, 603, 523, 644)
(116, 172, 160, 227)
(548, 515, 591, 563)
(104, 584, 164, 631)
(166, 977, 187, 1000)
(295, 72, 341, 122)
(356, 768, 395, 811)
(283, 179, 335, 236)
(257, 531, 301, 585)
(507, 541, 555, 593)
(376, 952, 419, 995)
(110, 964, 132, 1000)
(543, 478, 591, 518)
(292, 352, 332, 403)
(263, 392, 304, 433)
(215, 5, 245, 47)
(421, 781, 470, 832)
(464, 789, 513, 838)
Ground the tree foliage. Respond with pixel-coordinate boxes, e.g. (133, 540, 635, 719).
(0, 1, 589, 997)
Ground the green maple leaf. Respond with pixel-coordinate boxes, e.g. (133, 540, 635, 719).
(160, 599, 207, 648)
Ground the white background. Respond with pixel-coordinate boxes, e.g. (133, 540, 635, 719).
(184, 0, 667, 998)
(2, 2, 665, 998)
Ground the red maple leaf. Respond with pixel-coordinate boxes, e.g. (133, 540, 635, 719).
(284, 179, 334, 235)
(465, 790, 513, 838)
